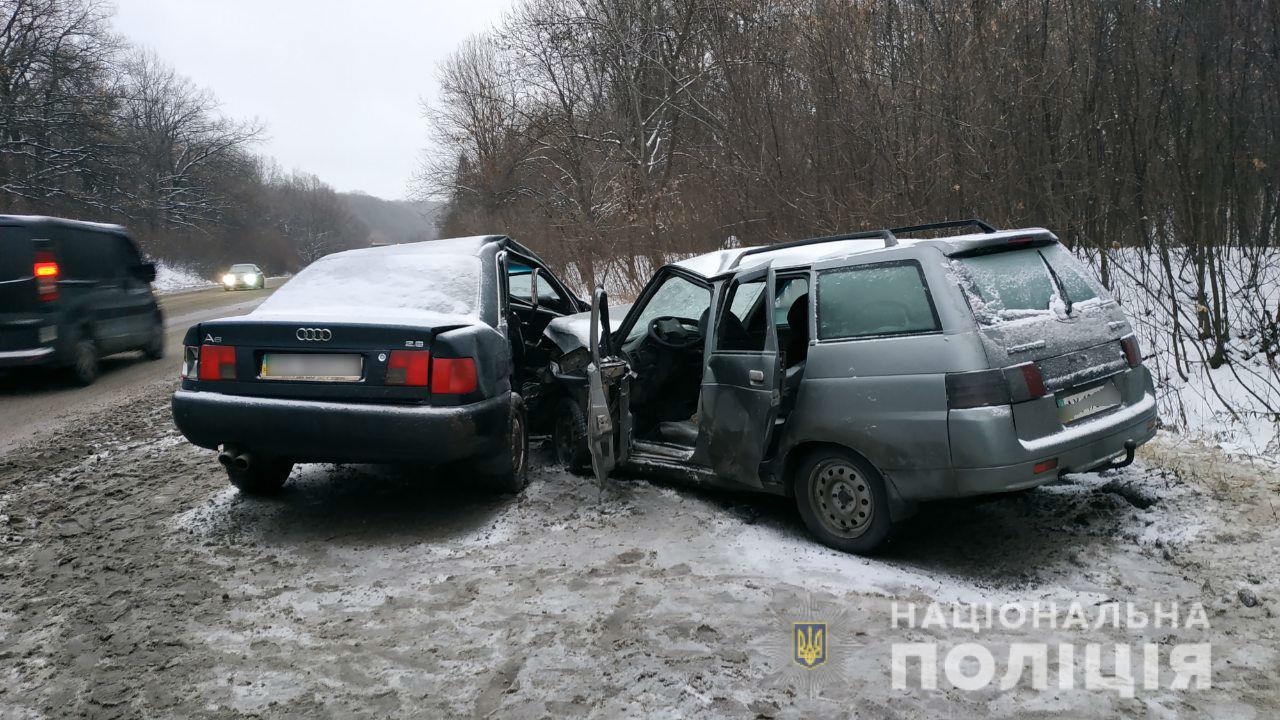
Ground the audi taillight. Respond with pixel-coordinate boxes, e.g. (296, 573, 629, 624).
(431, 357, 477, 394)
(1121, 336, 1142, 367)
(385, 350, 430, 386)
(34, 250, 59, 302)
(197, 344, 237, 380)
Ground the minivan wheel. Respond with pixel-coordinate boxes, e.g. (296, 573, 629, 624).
(143, 322, 165, 360)
(552, 397, 590, 473)
(227, 458, 293, 495)
(794, 449, 892, 554)
(485, 395, 529, 493)
(69, 338, 99, 386)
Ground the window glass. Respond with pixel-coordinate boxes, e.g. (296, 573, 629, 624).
(774, 276, 809, 326)
(58, 230, 113, 281)
(955, 245, 1100, 324)
(717, 279, 766, 351)
(0, 227, 32, 280)
(818, 262, 940, 339)
(1039, 244, 1101, 303)
(626, 273, 711, 342)
(259, 252, 481, 317)
(508, 261, 567, 310)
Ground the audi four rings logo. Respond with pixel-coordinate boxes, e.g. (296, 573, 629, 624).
(296, 327, 332, 341)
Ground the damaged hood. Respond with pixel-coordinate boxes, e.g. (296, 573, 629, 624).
(544, 303, 631, 354)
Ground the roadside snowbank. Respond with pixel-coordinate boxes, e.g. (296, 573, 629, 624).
(152, 261, 213, 293)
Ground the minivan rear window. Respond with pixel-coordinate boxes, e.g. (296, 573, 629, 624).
(0, 227, 32, 280)
(954, 245, 1101, 324)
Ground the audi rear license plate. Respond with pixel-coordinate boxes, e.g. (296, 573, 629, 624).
(260, 353, 362, 382)
(1056, 379, 1122, 424)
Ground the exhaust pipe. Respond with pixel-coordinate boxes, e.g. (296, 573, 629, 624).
(218, 446, 252, 471)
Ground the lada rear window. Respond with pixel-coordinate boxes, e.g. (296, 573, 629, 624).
(817, 261, 940, 340)
(954, 244, 1101, 324)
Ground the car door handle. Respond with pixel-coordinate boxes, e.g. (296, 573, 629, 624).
(748, 369, 765, 385)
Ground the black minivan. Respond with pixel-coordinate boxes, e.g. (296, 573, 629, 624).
(0, 215, 164, 385)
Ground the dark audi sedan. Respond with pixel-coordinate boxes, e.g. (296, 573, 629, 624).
(172, 235, 584, 495)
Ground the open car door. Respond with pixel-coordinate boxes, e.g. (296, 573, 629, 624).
(698, 266, 782, 489)
(585, 288, 631, 489)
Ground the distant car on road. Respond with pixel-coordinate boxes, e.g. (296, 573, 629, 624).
(172, 235, 586, 495)
(551, 219, 1158, 554)
(222, 263, 265, 291)
(0, 215, 164, 385)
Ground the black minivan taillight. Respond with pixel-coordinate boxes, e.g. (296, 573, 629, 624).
(33, 250, 59, 302)
(946, 369, 1011, 409)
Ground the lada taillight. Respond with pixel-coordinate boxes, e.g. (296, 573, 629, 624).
(1120, 336, 1142, 367)
(946, 362, 1048, 409)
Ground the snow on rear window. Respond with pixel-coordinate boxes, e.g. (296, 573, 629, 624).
(954, 246, 1101, 324)
(257, 251, 482, 318)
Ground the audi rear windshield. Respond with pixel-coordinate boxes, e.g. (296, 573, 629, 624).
(256, 251, 482, 319)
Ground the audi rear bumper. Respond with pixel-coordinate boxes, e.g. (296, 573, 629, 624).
(172, 389, 511, 465)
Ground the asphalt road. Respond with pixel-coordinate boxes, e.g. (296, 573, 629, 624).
(0, 281, 279, 453)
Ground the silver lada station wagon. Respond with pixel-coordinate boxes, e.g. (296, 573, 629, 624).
(545, 219, 1158, 554)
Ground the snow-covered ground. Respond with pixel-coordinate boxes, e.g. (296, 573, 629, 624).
(1097, 248, 1280, 457)
(2, 377, 1276, 717)
(152, 260, 214, 293)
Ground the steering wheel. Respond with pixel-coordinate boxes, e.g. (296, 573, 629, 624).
(647, 316, 703, 350)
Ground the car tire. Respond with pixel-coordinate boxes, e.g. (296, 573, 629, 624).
(69, 336, 99, 386)
(794, 448, 893, 555)
(143, 321, 165, 360)
(552, 397, 590, 473)
(227, 458, 293, 496)
(485, 394, 529, 493)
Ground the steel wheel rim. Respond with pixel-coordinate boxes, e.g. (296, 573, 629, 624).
(809, 459, 874, 538)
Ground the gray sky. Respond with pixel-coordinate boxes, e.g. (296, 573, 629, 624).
(111, 0, 513, 200)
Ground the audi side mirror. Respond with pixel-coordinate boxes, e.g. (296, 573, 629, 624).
(137, 262, 157, 283)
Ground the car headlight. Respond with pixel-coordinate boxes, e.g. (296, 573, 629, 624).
(242, 273, 256, 284)
(222, 273, 236, 285)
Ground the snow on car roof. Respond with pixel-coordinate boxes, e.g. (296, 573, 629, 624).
(672, 228, 1056, 277)
(0, 214, 128, 233)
